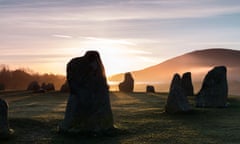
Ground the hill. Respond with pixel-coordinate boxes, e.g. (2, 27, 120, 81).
(108, 48, 240, 95)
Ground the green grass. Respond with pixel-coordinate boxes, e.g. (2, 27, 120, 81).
(1, 91, 240, 144)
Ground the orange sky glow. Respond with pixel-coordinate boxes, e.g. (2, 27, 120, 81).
(1, 1, 240, 76)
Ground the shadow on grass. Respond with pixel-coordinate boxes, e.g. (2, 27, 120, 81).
(54, 127, 128, 144)
(2, 92, 240, 144)
(1, 118, 128, 144)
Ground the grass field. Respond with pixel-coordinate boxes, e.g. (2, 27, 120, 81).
(0, 91, 240, 144)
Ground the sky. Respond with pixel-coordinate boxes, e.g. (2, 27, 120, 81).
(1, 0, 240, 76)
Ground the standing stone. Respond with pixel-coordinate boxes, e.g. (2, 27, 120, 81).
(182, 72, 194, 96)
(41, 82, 47, 90)
(119, 72, 134, 92)
(0, 98, 14, 139)
(41, 82, 55, 91)
(165, 74, 191, 113)
(196, 66, 228, 107)
(59, 51, 114, 133)
(44, 83, 55, 91)
(27, 81, 40, 92)
(60, 81, 69, 93)
(146, 85, 155, 93)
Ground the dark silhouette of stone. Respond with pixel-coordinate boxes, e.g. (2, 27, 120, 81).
(182, 72, 194, 96)
(0, 83, 5, 91)
(0, 98, 14, 139)
(146, 85, 155, 93)
(38, 83, 47, 93)
(40, 83, 55, 91)
(196, 66, 228, 107)
(27, 81, 40, 92)
(60, 81, 69, 92)
(165, 74, 191, 113)
(45, 83, 55, 91)
(59, 51, 114, 133)
(41, 82, 46, 89)
(119, 72, 134, 92)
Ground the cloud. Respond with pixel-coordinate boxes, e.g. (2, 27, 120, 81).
(1, 0, 240, 21)
(83, 37, 136, 46)
(52, 34, 72, 39)
(1, 0, 240, 75)
(137, 56, 159, 63)
(128, 49, 152, 55)
(188, 41, 240, 46)
(1, 0, 240, 40)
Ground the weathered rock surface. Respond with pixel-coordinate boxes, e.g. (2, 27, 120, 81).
(182, 72, 194, 96)
(0, 98, 14, 139)
(165, 74, 191, 113)
(59, 51, 114, 133)
(196, 66, 228, 107)
(119, 72, 134, 92)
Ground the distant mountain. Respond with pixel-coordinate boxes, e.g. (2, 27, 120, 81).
(108, 48, 240, 95)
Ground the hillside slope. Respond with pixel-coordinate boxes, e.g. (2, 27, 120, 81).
(109, 48, 240, 94)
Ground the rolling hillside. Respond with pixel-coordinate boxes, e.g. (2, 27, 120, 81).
(108, 48, 240, 95)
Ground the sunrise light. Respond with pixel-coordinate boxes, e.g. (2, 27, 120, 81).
(1, 1, 240, 77)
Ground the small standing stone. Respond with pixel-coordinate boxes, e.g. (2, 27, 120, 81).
(27, 81, 40, 92)
(41, 83, 55, 91)
(165, 74, 191, 113)
(146, 85, 155, 93)
(181, 72, 194, 96)
(41, 82, 46, 89)
(44, 83, 55, 91)
(119, 72, 134, 92)
(196, 66, 228, 107)
(0, 98, 14, 139)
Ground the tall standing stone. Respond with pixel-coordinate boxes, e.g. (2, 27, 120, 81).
(182, 72, 194, 96)
(119, 72, 134, 92)
(59, 51, 114, 133)
(165, 74, 191, 113)
(0, 98, 14, 139)
(196, 66, 228, 107)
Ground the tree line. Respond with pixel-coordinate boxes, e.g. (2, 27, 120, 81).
(0, 65, 65, 91)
